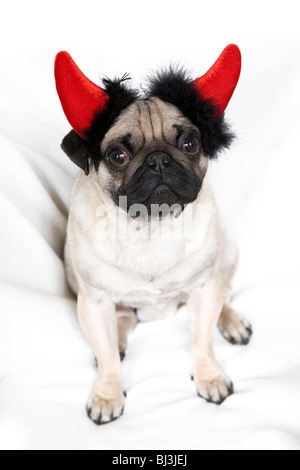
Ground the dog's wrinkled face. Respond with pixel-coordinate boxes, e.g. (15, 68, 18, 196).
(98, 97, 208, 215)
(57, 47, 241, 218)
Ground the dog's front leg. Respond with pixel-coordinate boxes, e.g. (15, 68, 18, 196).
(77, 291, 124, 425)
(188, 276, 234, 405)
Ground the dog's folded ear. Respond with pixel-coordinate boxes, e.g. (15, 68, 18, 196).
(61, 130, 90, 175)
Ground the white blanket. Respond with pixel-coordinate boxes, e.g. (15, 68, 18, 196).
(0, 0, 299, 450)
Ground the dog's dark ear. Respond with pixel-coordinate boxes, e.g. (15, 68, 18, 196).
(61, 130, 90, 175)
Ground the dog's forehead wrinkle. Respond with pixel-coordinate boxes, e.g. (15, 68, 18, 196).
(101, 97, 192, 153)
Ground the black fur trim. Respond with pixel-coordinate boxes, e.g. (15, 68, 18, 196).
(146, 67, 235, 158)
(84, 75, 140, 170)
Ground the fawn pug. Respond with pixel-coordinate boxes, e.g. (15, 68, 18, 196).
(55, 45, 252, 425)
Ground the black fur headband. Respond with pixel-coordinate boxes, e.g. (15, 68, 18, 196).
(55, 46, 241, 172)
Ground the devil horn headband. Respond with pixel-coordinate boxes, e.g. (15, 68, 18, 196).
(55, 44, 241, 140)
(54, 52, 109, 139)
(193, 44, 241, 116)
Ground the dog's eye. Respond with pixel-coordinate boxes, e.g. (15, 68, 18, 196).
(181, 136, 200, 155)
(108, 150, 130, 168)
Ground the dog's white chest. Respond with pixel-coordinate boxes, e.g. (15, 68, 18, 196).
(72, 215, 218, 318)
(67, 174, 221, 317)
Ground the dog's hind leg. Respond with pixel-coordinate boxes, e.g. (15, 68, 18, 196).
(218, 239, 253, 345)
(117, 308, 138, 361)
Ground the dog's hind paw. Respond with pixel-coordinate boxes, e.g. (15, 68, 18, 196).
(218, 306, 253, 346)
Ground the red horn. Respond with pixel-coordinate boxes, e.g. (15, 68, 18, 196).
(54, 51, 109, 139)
(193, 44, 241, 116)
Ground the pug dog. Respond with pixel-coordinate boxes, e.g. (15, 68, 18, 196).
(55, 44, 252, 425)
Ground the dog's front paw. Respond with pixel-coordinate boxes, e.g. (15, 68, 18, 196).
(194, 363, 234, 405)
(218, 307, 253, 346)
(86, 382, 125, 425)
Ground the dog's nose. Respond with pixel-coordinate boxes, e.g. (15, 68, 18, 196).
(146, 152, 171, 172)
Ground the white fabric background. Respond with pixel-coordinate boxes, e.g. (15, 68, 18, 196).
(0, 0, 299, 450)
